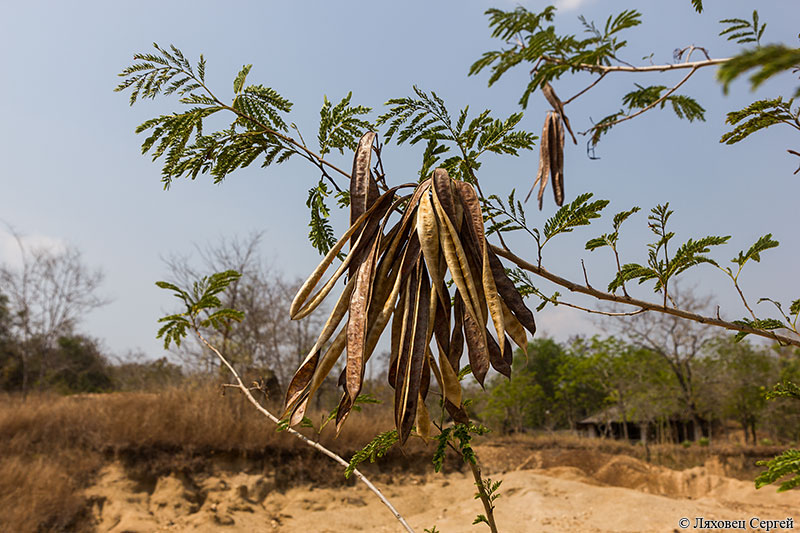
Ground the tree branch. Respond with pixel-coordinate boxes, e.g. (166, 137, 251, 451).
(579, 66, 700, 137)
(541, 55, 729, 73)
(490, 244, 800, 347)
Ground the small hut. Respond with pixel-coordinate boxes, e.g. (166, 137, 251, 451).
(577, 406, 708, 443)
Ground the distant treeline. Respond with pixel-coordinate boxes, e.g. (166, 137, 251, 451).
(3, 284, 799, 444)
(472, 337, 800, 444)
(0, 291, 183, 393)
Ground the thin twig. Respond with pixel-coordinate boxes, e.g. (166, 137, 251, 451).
(548, 298, 648, 317)
(579, 66, 700, 137)
(581, 259, 591, 289)
(563, 72, 608, 105)
(491, 244, 800, 347)
(195, 330, 415, 533)
(733, 278, 757, 320)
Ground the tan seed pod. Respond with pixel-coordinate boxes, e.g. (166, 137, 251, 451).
(548, 111, 565, 207)
(541, 82, 577, 145)
(526, 112, 552, 210)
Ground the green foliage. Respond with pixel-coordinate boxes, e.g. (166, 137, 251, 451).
(484, 190, 534, 238)
(608, 203, 730, 295)
(47, 335, 113, 394)
(116, 43, 206, 104)
(756, 380, 800, 491)
(621, 84, 705, 121)
(543, 193, 609, 242)
(472, 478, 502, 526)
(766, 381, 800, 401)
(155, 270, 244, 349)
(588, 111, 625, 148)
(756, 449, 800, 491)
(319, 394, 381, 433)
(718, 45, 800, 97)
(345, 429, 399, 479)
(454, 423, 487, 465)
(721, 98, 799, 145)
(306, 179, 337, 255)
(317, 92, 373, 157)
(432, 423, 489, 472)
(457, 364, 473, 382)
(471, 7, 642, 108)
(720, 11, 766, 46)
(585, 206, 640, 251)
(432, 427, 452, 473)
(691, 0, 703, 13)
(484, 367, 545, 432)
(588, 85, 705, 147)
(117, 44, 301, 189)
(732, 318, 786, 342)
(377, 86, 536, 181)
(732, 234, 780, 267)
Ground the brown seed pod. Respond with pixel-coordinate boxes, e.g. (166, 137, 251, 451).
(527, 111, 566, 209)
(541, 82, 577, 145)
(285, 155, 537, 444)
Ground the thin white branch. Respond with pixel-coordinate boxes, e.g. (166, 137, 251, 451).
(195, 330, 415, 533)
(541, 55, 729, 73)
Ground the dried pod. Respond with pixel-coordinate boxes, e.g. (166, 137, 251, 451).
(550, 111, 565, 206)
(541, 82, 577, 145)
(527, 111, 566, 209)
(526, 112, 551, 209)
(285, 149, 537, 444)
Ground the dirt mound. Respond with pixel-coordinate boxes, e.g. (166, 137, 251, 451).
(83, 445, 796, 533)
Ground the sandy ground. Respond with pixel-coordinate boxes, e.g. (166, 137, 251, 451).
(85, 449, 797, 533)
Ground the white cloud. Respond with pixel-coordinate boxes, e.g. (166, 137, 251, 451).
(555, 0, 595, 11)
(0, 229, 67, 269)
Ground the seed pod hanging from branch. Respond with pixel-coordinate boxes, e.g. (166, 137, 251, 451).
(285, 133, 536, 444)
(526, 110, 566, 209)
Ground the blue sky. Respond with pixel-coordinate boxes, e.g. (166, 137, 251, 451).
(1, 1, 798, 360)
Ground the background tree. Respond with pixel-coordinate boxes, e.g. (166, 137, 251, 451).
(0, 229, 107, 394)
(163, 232, 324, 396)
(606, 289, 715, 440)
(705, 337, 778, 444)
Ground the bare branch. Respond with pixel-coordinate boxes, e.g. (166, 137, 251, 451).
(541, 55, 729, 73)
(491, 244, 800, 347)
